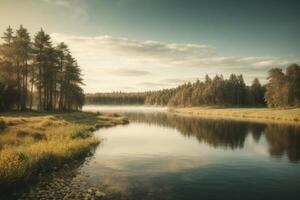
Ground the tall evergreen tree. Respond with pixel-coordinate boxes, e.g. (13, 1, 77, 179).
(13, 25, 31, 110)
(286, 64, 300, 106)
(250, 78, 265, 106)
(32, 29, 51, 110)
(0, 26, 18, 110)
(1, 25, 85, 112)
(56, 42, 69, 110)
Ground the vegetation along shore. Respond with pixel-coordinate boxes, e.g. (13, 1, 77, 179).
(0, 111, 129, 190)
(0, 25, 132, 196)
(86, 63, 300, 123)
(170, 107, 300, 124)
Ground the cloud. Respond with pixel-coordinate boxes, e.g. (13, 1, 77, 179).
(50, 33, 216, 68)
(51, 33, 299, 70)
(107, 68, 150, 76)
(40, 0, 71, 7)
(139, 78, 199, 89)
(161, 78, 198, 84)
(39, 0, 89, 24)
(50, 33, 300, 92)
(139, 82, 170, 88)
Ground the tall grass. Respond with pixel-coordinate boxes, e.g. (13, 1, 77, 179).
(171, 107, 300, 124)
(0, 111, 127, 188)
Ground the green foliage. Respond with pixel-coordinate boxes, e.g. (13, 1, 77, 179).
(249, 78, 265, 106)
(0, 120, 6, 130)
(86, 64, 300, 109)
(265, 64, 300, 107)
(0, 25, 84, 112)
(85, 92, 145, 105)
(87, 74, 265, 107)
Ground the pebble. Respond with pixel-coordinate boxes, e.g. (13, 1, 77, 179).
(15, 166, 109, 200)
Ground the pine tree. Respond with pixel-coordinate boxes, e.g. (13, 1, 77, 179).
(250, 78, 265, 106)
(286, 64, 300, 106)
(13, 25, 31, 110)
(56, 42, 69, 110)
(32, 29, 52, 110)
(0, 26, 18, 110)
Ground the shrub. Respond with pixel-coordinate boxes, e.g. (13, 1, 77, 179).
(32, 132, 46, 141)
(71, 129, 92, 139)
(0, 149, 29, 185)
(16, 130, 29, 137)
(0, 120, 6, 130)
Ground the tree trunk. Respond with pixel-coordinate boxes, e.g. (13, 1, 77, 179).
(16, 62, 21, 111)
(30, 76, 34, 110)
(59, 59, 63, 111)
(24, 61, 28, 110)
(38, 65, 42, 111)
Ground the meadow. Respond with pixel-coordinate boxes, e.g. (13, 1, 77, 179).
(170, 107, 300, 124)
(0, 111, 128, 188)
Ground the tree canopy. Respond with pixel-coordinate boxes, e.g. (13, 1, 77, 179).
(265, 64, 300, 107)
(86, 64, 300, 109)
(0, 25, 84, 111)
(86, 74, 266, 107)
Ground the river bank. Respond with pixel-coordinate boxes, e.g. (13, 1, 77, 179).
(0, 111, 129, 192)
(169, 107, 300, 124)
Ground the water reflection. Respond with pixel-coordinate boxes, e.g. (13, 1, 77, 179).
(265, 124, 300, 161)
(78, 108, 300, 200)
(125, 112, 300, 162)
(83, 105, 167, 113)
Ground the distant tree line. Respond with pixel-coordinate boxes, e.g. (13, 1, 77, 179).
(85, 92, 145, 105)
(0, 25, 84, 112)
(86, 64, 300, 108)
(145, 74, 265, 107)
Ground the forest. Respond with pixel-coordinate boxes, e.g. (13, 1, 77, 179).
(1, 25, 299, 111)
(86, 63, 300, 108)
(0, 26, 84, 112)
(85, 92, 145, 105)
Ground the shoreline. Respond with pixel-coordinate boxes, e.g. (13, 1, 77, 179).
(169, 107, 300, 125)
(0, 111, 129, 190)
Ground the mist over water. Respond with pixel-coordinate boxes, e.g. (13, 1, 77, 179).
(83, 105, 167, 113)
(81, 106, 300, 200)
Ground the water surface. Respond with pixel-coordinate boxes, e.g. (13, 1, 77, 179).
(81, 105, 300, 200)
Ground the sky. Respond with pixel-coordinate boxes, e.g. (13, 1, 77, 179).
(0, 0, 299, 93)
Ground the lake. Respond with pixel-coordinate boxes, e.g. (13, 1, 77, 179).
(79, 105, 300, 200)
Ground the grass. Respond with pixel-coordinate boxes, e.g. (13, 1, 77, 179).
(0, 111, 128, 188)
(169, 106, 300, 124)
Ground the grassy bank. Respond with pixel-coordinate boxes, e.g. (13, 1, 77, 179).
(0, 111, 128, 188)
(170, 107, 300, 124)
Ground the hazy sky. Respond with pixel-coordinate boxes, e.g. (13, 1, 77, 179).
(0, 0, 299, 92)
